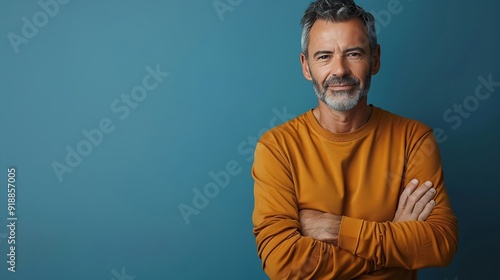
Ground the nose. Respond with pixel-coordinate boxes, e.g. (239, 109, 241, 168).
(330, 55, 351, 77)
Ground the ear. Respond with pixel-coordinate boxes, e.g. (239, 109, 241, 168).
(300, 53, 312, 81)
(371, 44, 381, 75)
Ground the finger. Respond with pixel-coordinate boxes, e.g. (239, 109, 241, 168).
(411, 181, 434, 200)
(393, 179, 420, 222)
(398, 179, 420, 210)
(402, 180, 429, 217)
(405, 181, 433, 215)
(417, 200, 436, 221)
(411, 187, 436, 219)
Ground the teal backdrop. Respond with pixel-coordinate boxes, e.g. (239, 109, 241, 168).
(1, 0, 499, 279)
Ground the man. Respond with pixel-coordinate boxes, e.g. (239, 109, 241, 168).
(252, 0, 458, 279)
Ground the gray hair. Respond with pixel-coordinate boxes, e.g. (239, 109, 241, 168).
(300, 0, 377, 57)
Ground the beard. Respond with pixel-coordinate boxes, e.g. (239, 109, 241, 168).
(311, 71, 371, 112)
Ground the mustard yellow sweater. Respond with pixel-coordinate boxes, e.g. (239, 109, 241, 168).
(252, 106, 458, 280)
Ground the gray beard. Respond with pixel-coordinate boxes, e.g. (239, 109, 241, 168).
(311, 73, 371, 112)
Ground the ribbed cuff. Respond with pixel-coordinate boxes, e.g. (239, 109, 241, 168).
(338, 216, 364, 255)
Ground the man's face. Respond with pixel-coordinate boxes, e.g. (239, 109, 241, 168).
(301, 19, 380, 112)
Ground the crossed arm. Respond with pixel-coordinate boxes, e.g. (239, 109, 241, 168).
(300, 179, 437, 245)
(252, 131, 458, 279)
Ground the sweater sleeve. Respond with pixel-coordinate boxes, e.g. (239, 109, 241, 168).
(337, 131, 459, 269)
(252, 140, 379, 280)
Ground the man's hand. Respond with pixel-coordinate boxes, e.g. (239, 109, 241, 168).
(393, 179, 436, 222)
(299, 209, 341, 245)
(299, 179, 436, 244)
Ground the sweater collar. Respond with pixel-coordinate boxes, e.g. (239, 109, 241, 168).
(305, 105, 381, 142)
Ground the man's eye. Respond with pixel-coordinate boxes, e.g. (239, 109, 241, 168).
(317, 55, 331, 60)
(346, 53, 362, 60)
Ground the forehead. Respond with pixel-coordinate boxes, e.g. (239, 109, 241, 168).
(308, 18, 370, 51)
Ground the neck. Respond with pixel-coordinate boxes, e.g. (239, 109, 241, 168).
(313, 98, 372, 134)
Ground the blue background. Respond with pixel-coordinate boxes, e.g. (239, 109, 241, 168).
(0, 0, 499, 279)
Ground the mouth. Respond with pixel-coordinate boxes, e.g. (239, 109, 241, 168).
(327, 84, 355, 90)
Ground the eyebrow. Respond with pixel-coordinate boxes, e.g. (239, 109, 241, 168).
(344, 47, 367, 54)
(313, 50, 333, 58)
(312, 47, 367, 58)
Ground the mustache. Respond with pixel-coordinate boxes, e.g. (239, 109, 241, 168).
(323, 76, 360, 88)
